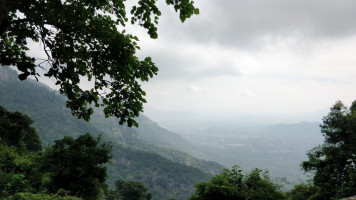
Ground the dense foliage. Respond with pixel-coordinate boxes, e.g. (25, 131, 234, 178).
(0, 0, 198, 126)
(0, 105, 112, 199)
(189, 165, 286, 200)
(105, 179, 152, 200)
(4, 192, 82, 200)
(0, 106, 43, 198)
(0, 105, 41, 152)
(302, 100, 356, 199)
(0, 144, 41, 198)
(40, 134, 112, 200)
(286, 183, 318, 200)
(0, 101, 208, 200)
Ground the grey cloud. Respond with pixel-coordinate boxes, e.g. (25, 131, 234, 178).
(139, 0, 356, 80)
(138, 50, 243, 80)
(159, 0, 356, 48)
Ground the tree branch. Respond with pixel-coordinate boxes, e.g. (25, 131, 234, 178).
(9, 18, 30, 25)
(0, 0, 33, 36)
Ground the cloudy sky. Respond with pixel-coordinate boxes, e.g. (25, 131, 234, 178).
(118, 0, 356, 126)
(27, 0, 356, 127)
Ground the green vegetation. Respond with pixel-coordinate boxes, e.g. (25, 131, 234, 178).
(0, 67, 223, 176)
(40, 134, 112, 200)
(107, 145, 210, 200)
(106, 179, 152, 200)
(0, 106, 42, 198)
(0, 0, 198, 126)
(3, 2, 355, 200)
(0, 105, 41, 152)
(301, 100, 356, 200)
(189, 165, 286, 200)
(3, 66, 356, 199)
(0, 105, 93, 199)
(0, 105, 153, 200)
(0, 67, 101, 144)
(90, 109, 224, 175)
(186, 100, 356, 200)
(5, 192, 82, 200)
(0, 67, 216, 199)
(0, 102, 208, 200)
(286, 183, 318, 200)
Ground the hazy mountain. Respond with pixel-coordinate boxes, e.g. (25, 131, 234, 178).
(174, 122, 324, 188)
(0, 67, 99, 143)
(0, 67, 220, 199)
(90, 108, 224, 175)
(1, 66, 326, 193)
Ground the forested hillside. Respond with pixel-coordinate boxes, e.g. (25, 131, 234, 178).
(0, 67, 218, 199)
(2, 67, 356, 199)
(90, 109, 223, 174)
(0, 68, 98, 143)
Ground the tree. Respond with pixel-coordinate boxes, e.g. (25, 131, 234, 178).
(189, 165, 286, 200)
(0, 0, 199, 127)
(40, 133, 112, 200)
(106, 179, 152, 200)
(286, 183, 318, 200)
(4, 192, 82, 200)
(302, 100, 356, 200)
(0, 106, 43, 198)
(0, 105, 42, 152)
(0, 106, 113, 199)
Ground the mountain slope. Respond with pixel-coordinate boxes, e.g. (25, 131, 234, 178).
(0, 67, 99, 144)
(136, 115, 202, 153)
(90, 109, 224, 174)
(0, 67, 215, 199)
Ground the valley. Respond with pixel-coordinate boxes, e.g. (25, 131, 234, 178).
(0, 67, 328, 198)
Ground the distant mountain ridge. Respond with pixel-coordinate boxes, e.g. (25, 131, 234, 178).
(0, 66, 222, 200)
(175, 121, 324, 187)
(263, 121, 321, 138)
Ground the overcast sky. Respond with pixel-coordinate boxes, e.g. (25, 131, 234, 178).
(28, 1, 356, 127)
(117, 0, 356, 126)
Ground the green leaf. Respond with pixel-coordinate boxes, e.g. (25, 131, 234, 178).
(18, 74, 28, 81)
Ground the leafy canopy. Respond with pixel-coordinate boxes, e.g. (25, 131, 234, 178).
(302, 100, 356, 200)
(4, 192, 82, 200)
(105, 179, 152, 200)
(40, 133, 112, 200)
(189, 165, 286, 200)
(286, 183, 319, 200)
(0, 105, 42, 152)
(0, 0, 199, 127)
(0, 106, 42, 198)
(0, 106, 113, 199)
